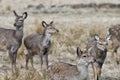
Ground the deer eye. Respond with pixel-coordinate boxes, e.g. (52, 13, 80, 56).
(83, 55, 87, 57)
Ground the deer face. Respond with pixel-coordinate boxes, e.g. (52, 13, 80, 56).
(109, 27, 117, 36)
(13, 10, 27, 29)
(42, 21, 59, 35)
(76, 47, 95, 66)
(94, 34, 110, 51)
(108, 25, 120, 41)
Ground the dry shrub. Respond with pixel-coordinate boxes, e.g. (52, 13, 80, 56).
(4, 68, 20, 80)
(4, 72, 10, 80)
(89, 25, 107, 37)
(49, 24, 84, 57)
(35, 19, 43, 34)
(4, 69, 46, 80)
(23, 70, 45, 80)
(12, 68, 20, 79)
(6, 5, 11, 12)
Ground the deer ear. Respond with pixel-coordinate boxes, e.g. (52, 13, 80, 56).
(106, 34, 111, 40)
(42, 21, 48, 28)
(94, 34, 99, 41)
(50, 21, 53, 24)
(22, 12, 27, 19)
(76, 47, 82, 58)
(13, 10, 18, 17)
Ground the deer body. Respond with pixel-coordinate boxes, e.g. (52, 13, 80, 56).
(0, 28, 22, 51)
(86, 34, 110, 80)
(24, 21, 59, 70)
(47, 47, 94, 80)
(109, 25, 120, 64)
(0, 11, 27, 72)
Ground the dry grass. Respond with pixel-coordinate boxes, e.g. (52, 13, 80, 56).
(1, 15, 120, 80)
(0, 0, 120, 80)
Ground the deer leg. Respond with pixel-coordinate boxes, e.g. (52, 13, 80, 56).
(115, 49, 120, 65)
(95, 68, 98, 80)
(40, 55, 43, 70)
(26, 54, 30, 70)
(30, 54, 34, 69)
(39, 50, 43, 71)
(113, 47, 119, 65)
(94, 63, 102, 80)
(97, 67, 101, 80)
(9, 52, 14, 73)
(93, 63, 100, 80)
(92, 63, 96, 80)
(9, 47, 18, 73)
(11, 47, 19, 72)
(13, 53, 17, 71)
(44, 53, 48, 70)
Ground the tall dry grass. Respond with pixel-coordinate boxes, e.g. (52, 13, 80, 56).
(0, 6, 120, 79)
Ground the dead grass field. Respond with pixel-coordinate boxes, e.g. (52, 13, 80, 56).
(0, 0, 120, 80)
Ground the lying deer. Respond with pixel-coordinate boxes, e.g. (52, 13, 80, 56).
(0, 10, 27, 72)
(86, 34, 110, 80)
(46, 47, 95, 80)
(24, 21, 59, 70)
(108, 24, 120, 64)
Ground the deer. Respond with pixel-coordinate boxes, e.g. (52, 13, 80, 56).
(0, 10, 27, 72)
(86, 34, 110, 80)
(24, 21, 59, 70)
(46, 47, 95, 80)
(108, 24, 120, 65)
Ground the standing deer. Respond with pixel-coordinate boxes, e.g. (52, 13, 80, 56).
(108, 24, 120, 64)
(0, 10, 27, 72)
(86, 34, 110, 80)
(24, 21, 59, 70)
(46, 47, 95, 80)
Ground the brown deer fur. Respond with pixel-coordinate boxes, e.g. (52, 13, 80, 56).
(108, 24, 120, 64)
(0, 10, 27, 72)
(46, 47, 94, 80)
(86, 34, 110, 80)
(24, 21, 59, 70)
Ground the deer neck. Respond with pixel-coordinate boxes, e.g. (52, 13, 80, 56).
(14, 26, 23, 41)
(42, 32, 51, 47)
(77, 64, 88, 79)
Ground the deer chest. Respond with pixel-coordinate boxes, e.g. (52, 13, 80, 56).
(42, 39, 51, 48)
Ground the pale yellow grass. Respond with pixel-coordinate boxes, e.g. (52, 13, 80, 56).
(0, 5, 120, 80)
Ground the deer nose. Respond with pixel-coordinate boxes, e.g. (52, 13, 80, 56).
(56, 29, 59, 32)
(14, 23, 16, 26)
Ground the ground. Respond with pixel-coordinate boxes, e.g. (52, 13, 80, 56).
(0, 0, 120, 80)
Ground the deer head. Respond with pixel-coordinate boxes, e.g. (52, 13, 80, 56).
(76, 47, 95, 67)
(13, 10, 27, 30)
(94, 34, 110, 51)
(42, 21, 59, 35)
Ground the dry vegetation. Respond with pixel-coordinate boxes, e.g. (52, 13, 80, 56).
(0, 0, 120, 80)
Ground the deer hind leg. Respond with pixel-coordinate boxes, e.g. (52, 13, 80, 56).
(27, 50, 34, 69)
(30, 54, 34, 69)
(92, 63, 96, 80)
(25, 54, 30, 70)
(40, 55, 43, 71)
